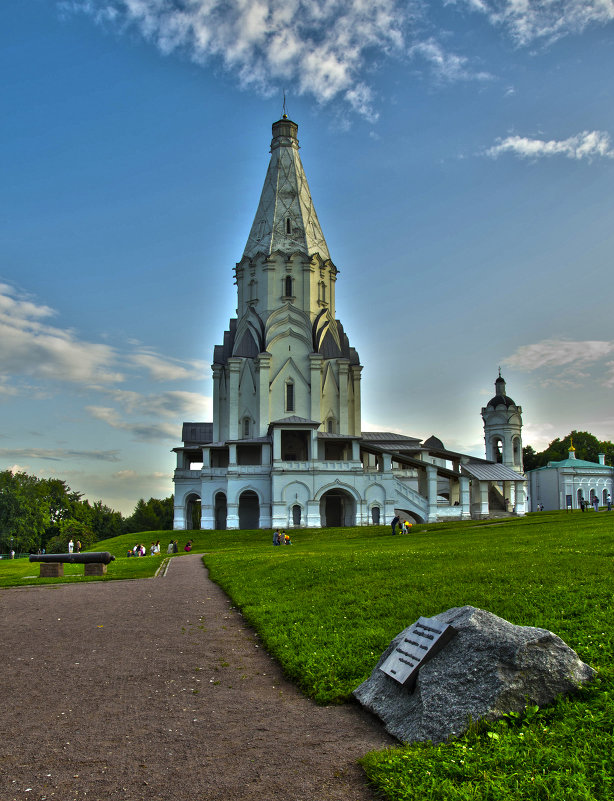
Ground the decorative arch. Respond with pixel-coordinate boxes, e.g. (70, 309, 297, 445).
(184, 492, 201, 530)
(238, 490, 260, 529)
(319, 487, 356, 527)
(395, 507, 426, 525)
(214, 491, 227, 530)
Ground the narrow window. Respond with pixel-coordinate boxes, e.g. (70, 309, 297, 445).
(243, 417, 250, 438)
(285, 275, 292, 297)
(327, 419, 334, 434)
(286, 382, 294, 412)
(286, 217, 292, 235)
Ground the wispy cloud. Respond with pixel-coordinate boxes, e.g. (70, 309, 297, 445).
(0, 447, 121, 462)
(486, 130, 614, 161)
(86, 389, 210, 441)
(59, 0, 614, 120)
(100, 388, 209, 417)
(86, 405, 180, 441)
(408, 38, 492, 82)
(503, 338, 614, 371)
(128, 350, 206, 381)
(451, 0, 614, 46)
(0, 283, 123, 385)
(503, 338, 614, 389)
(61, 0, 408, 120)
(0, 283, 206, 394)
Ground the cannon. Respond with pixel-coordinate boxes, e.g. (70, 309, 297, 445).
(29, 551, 116, 577)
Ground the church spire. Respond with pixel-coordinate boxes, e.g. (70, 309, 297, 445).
(242, 118, 330, 261)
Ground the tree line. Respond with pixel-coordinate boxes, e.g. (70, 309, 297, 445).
(0, 470, 174, 554)
(523, 430, 614, 472)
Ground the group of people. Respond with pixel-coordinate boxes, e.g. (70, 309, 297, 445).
(390, 516, 413, 535)
(272, 529, 292, 546)
(67, 539, 81, 554)
(126, 539, 193, 557)
(579, 495, 611, 512)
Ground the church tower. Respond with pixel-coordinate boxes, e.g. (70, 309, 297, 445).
(211, 116, 362, 445)
(172, 117, 527, 530)
(481, 372, 523, 472)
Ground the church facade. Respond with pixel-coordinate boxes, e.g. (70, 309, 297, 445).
(172, 117, 526, 530)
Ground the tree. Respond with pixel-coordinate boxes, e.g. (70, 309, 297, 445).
(125, 496, 174, 533)
(0, 471, 50, 553)
(0, 470, 126, 553)
(524, 431, 614, 470)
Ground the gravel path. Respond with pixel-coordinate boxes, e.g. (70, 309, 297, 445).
(1, 554, 394, 800)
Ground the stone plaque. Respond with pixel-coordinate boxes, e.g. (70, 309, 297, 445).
(379, 616, 456, 687)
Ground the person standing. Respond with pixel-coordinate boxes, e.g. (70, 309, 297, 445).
(68, 539, 74, 554)
(390, 515, 400, 536)
(607, 494, 612, 512)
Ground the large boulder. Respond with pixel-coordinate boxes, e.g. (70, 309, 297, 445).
(353, 605, 595, 744)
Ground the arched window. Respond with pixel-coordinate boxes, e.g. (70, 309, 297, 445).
(284, 275, 293, 297)
(243, 417, 251, 438)
(286, 381, 295, 412)
(327, 418, 334, 434)
(319, 281, 326, 303)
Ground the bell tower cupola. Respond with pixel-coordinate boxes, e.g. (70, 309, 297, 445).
(481, 370, 523, 472)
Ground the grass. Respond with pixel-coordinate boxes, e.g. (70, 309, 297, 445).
(1, 511, 612, 799)
(195, 511, 613, 801)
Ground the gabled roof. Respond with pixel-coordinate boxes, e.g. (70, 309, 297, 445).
(531, 457, 612, 471)
(462, 462, 525, 482)
(269, 416, 321, 428)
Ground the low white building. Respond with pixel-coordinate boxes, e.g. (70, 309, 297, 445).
(172, 116, 527, 530)
(527, 446, 613, 511)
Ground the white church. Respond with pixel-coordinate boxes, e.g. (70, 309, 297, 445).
(173, 116, 526, 530)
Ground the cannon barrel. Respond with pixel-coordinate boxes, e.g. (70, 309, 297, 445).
(29, 552, 116, 565)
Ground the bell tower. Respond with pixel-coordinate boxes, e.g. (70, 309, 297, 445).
(481, 371, 523, 472)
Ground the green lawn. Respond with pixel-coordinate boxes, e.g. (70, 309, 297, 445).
(1, 511, 612, 800)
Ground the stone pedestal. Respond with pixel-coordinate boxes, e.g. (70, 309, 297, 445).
(40, 563, 63, 577)
(84, 563, 107, 576)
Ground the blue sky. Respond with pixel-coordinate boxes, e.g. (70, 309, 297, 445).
(1, 0, 613, 514)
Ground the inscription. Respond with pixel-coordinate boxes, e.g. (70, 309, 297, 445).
(379, 616, 456, 687)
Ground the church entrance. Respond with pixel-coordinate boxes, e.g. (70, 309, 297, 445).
(320, 489, 355, 527)
(214, 492, 227, 530)
(185, 493, 201, 529)
(239, 491, 260, 529)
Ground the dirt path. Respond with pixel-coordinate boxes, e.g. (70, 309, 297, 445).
(1, 555, 394, 800)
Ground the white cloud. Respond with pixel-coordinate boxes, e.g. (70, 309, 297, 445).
(86, 405, 183, 441)
(503, 338, 614, 371)
(101, 388, 210, 418)
(0, 283, 207, 394)
(0, 283, 123, 385)
(62, 0, 407, 119)
(409, 38, 492, 82)
(0, 447, 121, 462)
(486, 130, 614, 161)
(450, 0, 614, 46)
(128, 350, 206, 381)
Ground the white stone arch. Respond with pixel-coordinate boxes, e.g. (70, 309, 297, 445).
(230, 483, 265, 506)
(183, 491, 202, 530)
(281, 480, 311, 503)
(314, 481, 362, 503)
